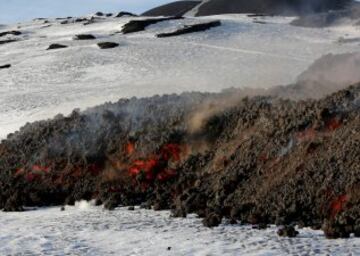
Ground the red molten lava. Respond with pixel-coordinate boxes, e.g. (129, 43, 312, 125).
(32, 165, 50, 173)
(325, 117, 342, 132)
(87, 163, 102, 176)
(126, 142, 135, 155)
(330, 194, 348, 218)
(128, 143, 182, 182)
(161, 144, 181, 161)
(295, 127, 316, 142)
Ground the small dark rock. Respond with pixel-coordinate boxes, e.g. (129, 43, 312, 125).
(140, 201, 152, 209)
(75, 18, 88, 23)
(95, 12, 104, 16)
(47, 43, 68, 50)
(167, 247, 171, 251)
(203, 212, 222, 227)
(106, 13, 113, 17)
(104, 198, 118, 210)
(277, 226, 299, 238)
(60, 206, 65, 211)
(74, 34, 96, 40)
(0, 64, 11, 69)
(97, 42, 119, 49)
(253, 223, 269, 230)
(128, 206, 135, 211)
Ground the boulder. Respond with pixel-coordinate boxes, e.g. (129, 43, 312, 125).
(74, 34, 96, 40)
(97, 42, 119, 49)
(277, 226, 299, 238)
(47, 43, 68, 50)
(0, 64, 11, 69)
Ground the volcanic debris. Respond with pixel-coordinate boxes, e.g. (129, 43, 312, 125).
(1, 84, 360, 239)
(157, 20, 221, 38)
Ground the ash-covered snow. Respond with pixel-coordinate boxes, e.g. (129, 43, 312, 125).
(0, 204, 360, 256)
(1, 14, 360, 138)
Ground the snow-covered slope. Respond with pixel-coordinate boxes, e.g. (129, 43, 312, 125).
(1, 204, 360, 255)
(0, 14, 359, 138)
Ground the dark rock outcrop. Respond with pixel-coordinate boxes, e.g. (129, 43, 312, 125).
(47, 44, 68, 50)
(122, 17, 183, 34)
(74, 34, 96, 40)
(115, 12, 137, 18)
(0, 30, 22, 37)
(157, 20, 221, 38)
(0, 39, 17, 45)
(97, 42, 119, 49)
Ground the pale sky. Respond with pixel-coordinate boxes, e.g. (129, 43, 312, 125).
(0, 0, 174, 24)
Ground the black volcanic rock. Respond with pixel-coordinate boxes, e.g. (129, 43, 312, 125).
(145, 0, 353, 17)
(74, 34, 96, 40)
(143, 1, 200, 16)
(47, 43, 68, 50)
(277, 226, 299, 237)
(0, 30, 22, 37)
(115, 11, 137, 18)
(157, 20, 221, 38)
(0, 39, 17, 45)
(97, 42, 119, 49)
(0, 64, 11, 69)
(95, 12, 104, 16)
(122, 17, 183, 34)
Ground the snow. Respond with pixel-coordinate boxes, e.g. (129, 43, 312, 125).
(1, 15, 360, 138)
(1, 204, 360, 255)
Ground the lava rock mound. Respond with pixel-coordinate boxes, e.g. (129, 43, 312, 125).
(1, 84, 360, 238)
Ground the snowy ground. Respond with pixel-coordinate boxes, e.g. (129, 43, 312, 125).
(0, 203, 360, 256)
(1, 14, 360, 138)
